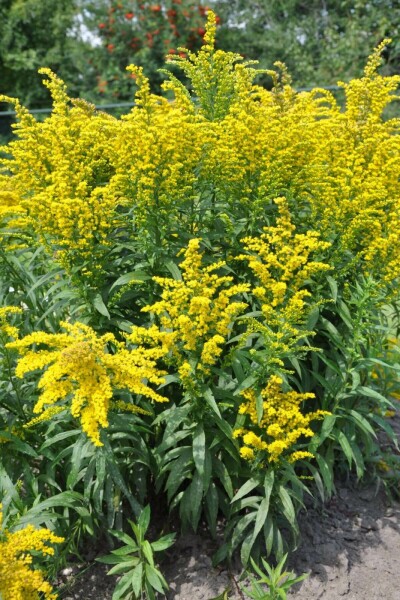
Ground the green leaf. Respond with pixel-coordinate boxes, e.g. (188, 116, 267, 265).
(179, 485, 192, 528)
(4, 435, 39, 458)
(110, 270, 150, 292)
(264, 516, 274, 556)
(145, 563, 166, 594)
(234, 375, 258, 396)
(19, 491, 83, 523)
(205, 482, 219, 538)
(256, 392, 264, 424)
(348, 409, 376, 438)
(264, 469, 275, 498)
(106, 452, 141, 516)
(326, 276, 338, 302)
(109, 529, 137, 547)
(193, 424, 206, 477)
(40, 429, 81, 451)
(158, 429, 193, 456)
(93, 293, 110, 318)
(278, 485, 298, 532)
(151, 533, 176, 552)
(370, 413, 398, 449)
(138, 505, 151, 535)
(107, 559, 139, 576)
(231, 478, 260, 504)
(231, 512, 258, 552)
(142, 540, 155, 567)
(190, 471, 204, 531)
(240, 529, 255, 566)
(111, 572, 133, 600)
(336, 431, 354, 469)
(315, 453, 334, 497)
(131, 563, 144, 598)
(203, 447, 212, 493)
(96, 554, 137, 565)
(252, 494, 271, 542)
(357, 386, 390, 405)
(164, 448, 193, 504)
(213, 459, 233, 499)
(204, 388, 221, 417)
(165, 260, 182, 280)
(212, 543, 229, 566)
(348, 439, 365, 479)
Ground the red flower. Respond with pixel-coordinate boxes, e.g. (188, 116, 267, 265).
(197, 27, 205, 37)
(107, 43, 115, 52)
(150, 4, 161, 11)
(179, 51, 186, 58)
(125, 12, 134, 19)
(168, 48, 176, 54)
(98, 22, 106, 29)
(167, 9, 177, 17)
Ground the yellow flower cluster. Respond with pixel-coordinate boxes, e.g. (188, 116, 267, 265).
(234, 375, 329, 463)
(0, 306, 22, 339)
(7, 322, 167, 446)
(137, 238, 249, 380)
(0, 504, 63, 600)
(239, 198, 330, 308)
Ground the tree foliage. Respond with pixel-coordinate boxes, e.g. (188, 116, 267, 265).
(215, 0, 400, 89)
(0, 0, 89, 107)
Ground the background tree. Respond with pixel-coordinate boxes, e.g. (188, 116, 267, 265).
(215, 0, 400, 89)
(0, 0, 91, 106)
(83, 0, 218, 99)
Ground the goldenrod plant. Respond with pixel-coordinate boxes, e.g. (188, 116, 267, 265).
(0, 9, 399, 589)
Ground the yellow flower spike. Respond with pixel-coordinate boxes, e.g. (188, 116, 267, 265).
(140, 238, 249, 385)
(7, 322, 167, 446)
(203, 10, 217, 51)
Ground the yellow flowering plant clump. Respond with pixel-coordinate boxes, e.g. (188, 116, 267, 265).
(0, 504, 64, 600)
(7, 321, 167, 446)
(0, 69, 121, 278)
(234, 375, 330, 464)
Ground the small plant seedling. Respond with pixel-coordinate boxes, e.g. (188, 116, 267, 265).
(240, 553, 308, 600)
(97, 505, 175, 600)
